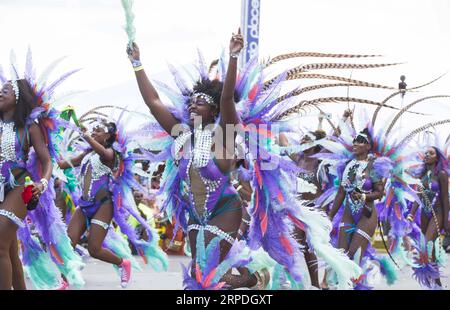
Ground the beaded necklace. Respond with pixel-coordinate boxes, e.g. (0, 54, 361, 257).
(0, 120, 18, 201)
(80, 152, 112, 200)
(420, 171, 438, 215)
(176, 127, 223, 224)
(342, 158, 369, 214)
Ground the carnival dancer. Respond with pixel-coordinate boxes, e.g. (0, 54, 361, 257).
(407, 144, 449, 288)
(368, 81, 450, 289)
(325, 127, 393, 289)
(58, 114, 168, 288)
(0, 51, 85, 290)
(279, 130, 326, 288)
(127, 29, 271, 289)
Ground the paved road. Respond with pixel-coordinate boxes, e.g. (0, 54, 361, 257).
(25, 253, 449, 290)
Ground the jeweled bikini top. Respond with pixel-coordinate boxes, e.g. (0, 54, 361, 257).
(174, 128, 237, 224)
(80, 152, 113, 199)
(0, 120, 27, 183)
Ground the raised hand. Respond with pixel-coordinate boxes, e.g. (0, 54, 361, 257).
(229, 28, 244, 56)
(126, 42, 141, 62)
(343, 109, 353, 120)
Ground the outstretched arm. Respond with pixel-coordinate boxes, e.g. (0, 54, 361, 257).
(58, 151, 88, 169)
(220, 28, 244, 129)
(278, 133, 300, 163)
(219, 29, 244, 159)
(332, 109, 353, 137)
(127, 42, 180, 134)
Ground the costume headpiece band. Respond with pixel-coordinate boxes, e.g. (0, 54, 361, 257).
(190, 92, 217, 107)
(355, 132, 370, 144)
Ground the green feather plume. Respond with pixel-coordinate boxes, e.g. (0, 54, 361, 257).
(121, 0, 136, 48)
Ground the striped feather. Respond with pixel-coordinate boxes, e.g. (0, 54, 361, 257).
(372, 73, 448, 126)
(275, 97, 403, 121)
(386, 95, 450, 135)
(265, 52, 382, 67)
(399, 119, 450, 148)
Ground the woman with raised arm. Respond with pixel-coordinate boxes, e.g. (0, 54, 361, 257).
(127, 30, 269, 290)
(57, 120, 137, 287)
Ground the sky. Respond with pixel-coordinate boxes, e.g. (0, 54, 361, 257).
(1, 0, 449, 140)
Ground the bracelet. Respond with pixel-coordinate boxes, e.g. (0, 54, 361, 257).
(242, 218, 251, 225)
(131, 59, 142, 68)
(236, 185, 243, 192)
(406, 214, 414, 222)
(361, 193, 366, 203)
(40, 178, 48, 192)
(230, 52, 240, 59)
(133, 65, 144, 72)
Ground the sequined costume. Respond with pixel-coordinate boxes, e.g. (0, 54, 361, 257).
(341, 157, 381, 223)
(0, 120, 29, 226)
(171, 127, 242, 244)
(78, 152, 114, 220)
(418, 172, 441, 219)
(0, 49, 85, 289)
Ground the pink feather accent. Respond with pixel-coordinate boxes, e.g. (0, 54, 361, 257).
(288, 213, 306, 232)
(394, 203, 402, 220)
(248, 85, 258, 101)
(260, 211, 268, 235)
(279, 235, 294, 255)
(203, 268, 217, 288)
(385, 188, 395, 207)
(195, 263, 203, 283)
(254, 162, 263, 187)
(277, 191, 284, 203)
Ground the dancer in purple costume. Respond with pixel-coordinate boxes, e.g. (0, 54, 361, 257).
(126, 30, 267, 289)
(0, 79, 52, 289)
(407, 146, 449, 288)
(58, 120, 133, 288)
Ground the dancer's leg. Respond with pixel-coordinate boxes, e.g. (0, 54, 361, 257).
(87, 202, 122, 265)
(67, 207, 87, 248)
(296, 228, 319, 288)
(10, 235, 26, 290)
(347, 209, 378, 263)
(424, 210, 443, 287)
(0, 187, 27, 289)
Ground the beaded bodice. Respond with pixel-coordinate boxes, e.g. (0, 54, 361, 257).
(174, 128, 237, 224)
(419, 171, 439, 214)
(80, 152, 112, 200)
(0, 120, 26, 184)
(341, 158, 372, 214)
